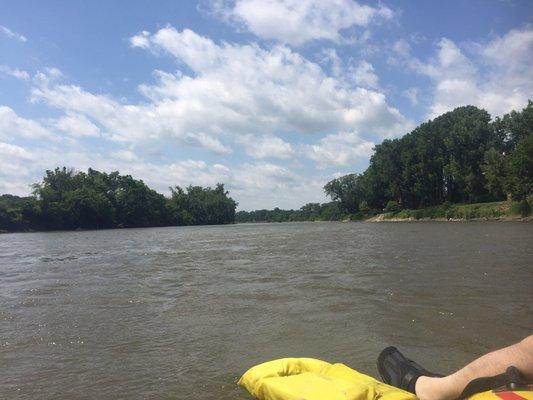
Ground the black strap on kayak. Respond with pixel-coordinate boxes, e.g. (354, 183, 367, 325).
(459, 366, 528, 399)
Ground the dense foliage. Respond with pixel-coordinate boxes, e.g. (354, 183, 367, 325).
(325, 102, 532, 213)
(0, 168, 236, 232)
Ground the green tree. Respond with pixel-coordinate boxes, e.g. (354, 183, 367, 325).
(1, 167, 237, 232)
(384, 200, 401, 213)
(114, 175, 168, 228)
(325, 105, 505, 210)
(481, 148, 507, 200)
(320, 202, 342, 221)
(167, 184, 236, 225)
(495, 100, 533, 153)
(64, 188, 115, 229)
(300, 203, 322, 220)
(324, 174, 364, 213)
(505, 135, 533, 200)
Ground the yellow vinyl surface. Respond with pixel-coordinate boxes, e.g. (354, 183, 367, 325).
(238, 358, 533, 400)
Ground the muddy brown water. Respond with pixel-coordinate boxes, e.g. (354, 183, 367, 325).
(1, 222, 532, 399)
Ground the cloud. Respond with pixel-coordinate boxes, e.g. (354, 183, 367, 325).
(392, 39, 411, 57)
(0, 25, 27, 42)
(184, 132, 232, 154)
(320, 51, 379, 89)
(319, 48, 343, 77)
(33, 67, 63, 86)
(229, 162, 327, 209)
(208, 0, 393, 45)
(110, 149, 139, 161)
(351, 60, 379, 88)
(0, 65, 29, 80)
(403, 87, 419, 106)
(0, 106, 55, 141)
(23, 26, 410, 163)
(412, 27, 533, 117)
(129, 27, 411, 139)
(54, 113, 101, 138)
(118, 158, 323, 209)
(481, 27, 533, 69)
(236, 134, 294, 159)
(0, 141, 37, 194)
(0, 141, 35, 160)
(129, 30, 150, 48)
(412, 38, 476, 80)
(31, 72, 233, 154)
(232, 162, 295, 189)
(302, 131, 374, 168)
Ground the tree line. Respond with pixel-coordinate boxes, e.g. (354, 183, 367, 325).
(238, 102, 532, 223)
(235, 202, 345, 223)
(0, 168, 237, 232)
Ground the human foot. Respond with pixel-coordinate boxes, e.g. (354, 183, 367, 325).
(377, 346, 443, 393)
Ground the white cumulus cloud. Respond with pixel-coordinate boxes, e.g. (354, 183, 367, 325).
(54, 113, 101, 138)
(27, 27, 411, 165)
(412, 27, 533, 118)
(236, 134, 294, 159)
(351, 60, 379, 88)
(208, 0, 393, 45)
(0, 106, 55, 141)
(302, 131, 374, 168)
(130, 27, 411, 139)
(0, 141, 35, 160)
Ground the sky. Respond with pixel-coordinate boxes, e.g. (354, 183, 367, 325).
(0, 0, 532, 210)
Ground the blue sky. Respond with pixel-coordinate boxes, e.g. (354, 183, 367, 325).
(1, 0, 531, 210)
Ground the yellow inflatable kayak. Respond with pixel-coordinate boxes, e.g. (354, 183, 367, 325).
(238, 358, 533, 400)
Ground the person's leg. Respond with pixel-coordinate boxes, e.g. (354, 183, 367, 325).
(415, 335, 533, 400)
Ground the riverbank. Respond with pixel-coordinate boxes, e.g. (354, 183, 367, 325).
(368, 200, 532, 222)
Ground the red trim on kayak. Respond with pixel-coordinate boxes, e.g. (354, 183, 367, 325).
(495, 392, 527, 400)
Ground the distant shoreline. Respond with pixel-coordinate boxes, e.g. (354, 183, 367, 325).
(366, 200, 531, 223)
(2, 200, 531, 233)
(367, 214, 532, 222)
(237, 200, 532, 224)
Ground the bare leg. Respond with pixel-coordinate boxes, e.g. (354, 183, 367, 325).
(415, 335, 533, 400)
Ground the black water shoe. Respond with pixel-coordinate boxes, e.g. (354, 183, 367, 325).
(377, 346, 443, 394)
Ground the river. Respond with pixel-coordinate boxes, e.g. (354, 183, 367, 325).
(1, 222, 532, 399)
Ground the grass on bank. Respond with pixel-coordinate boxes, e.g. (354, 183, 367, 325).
(377, 199, 531, 221)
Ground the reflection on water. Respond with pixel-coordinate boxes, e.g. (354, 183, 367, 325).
(1, 222, 532, 399)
